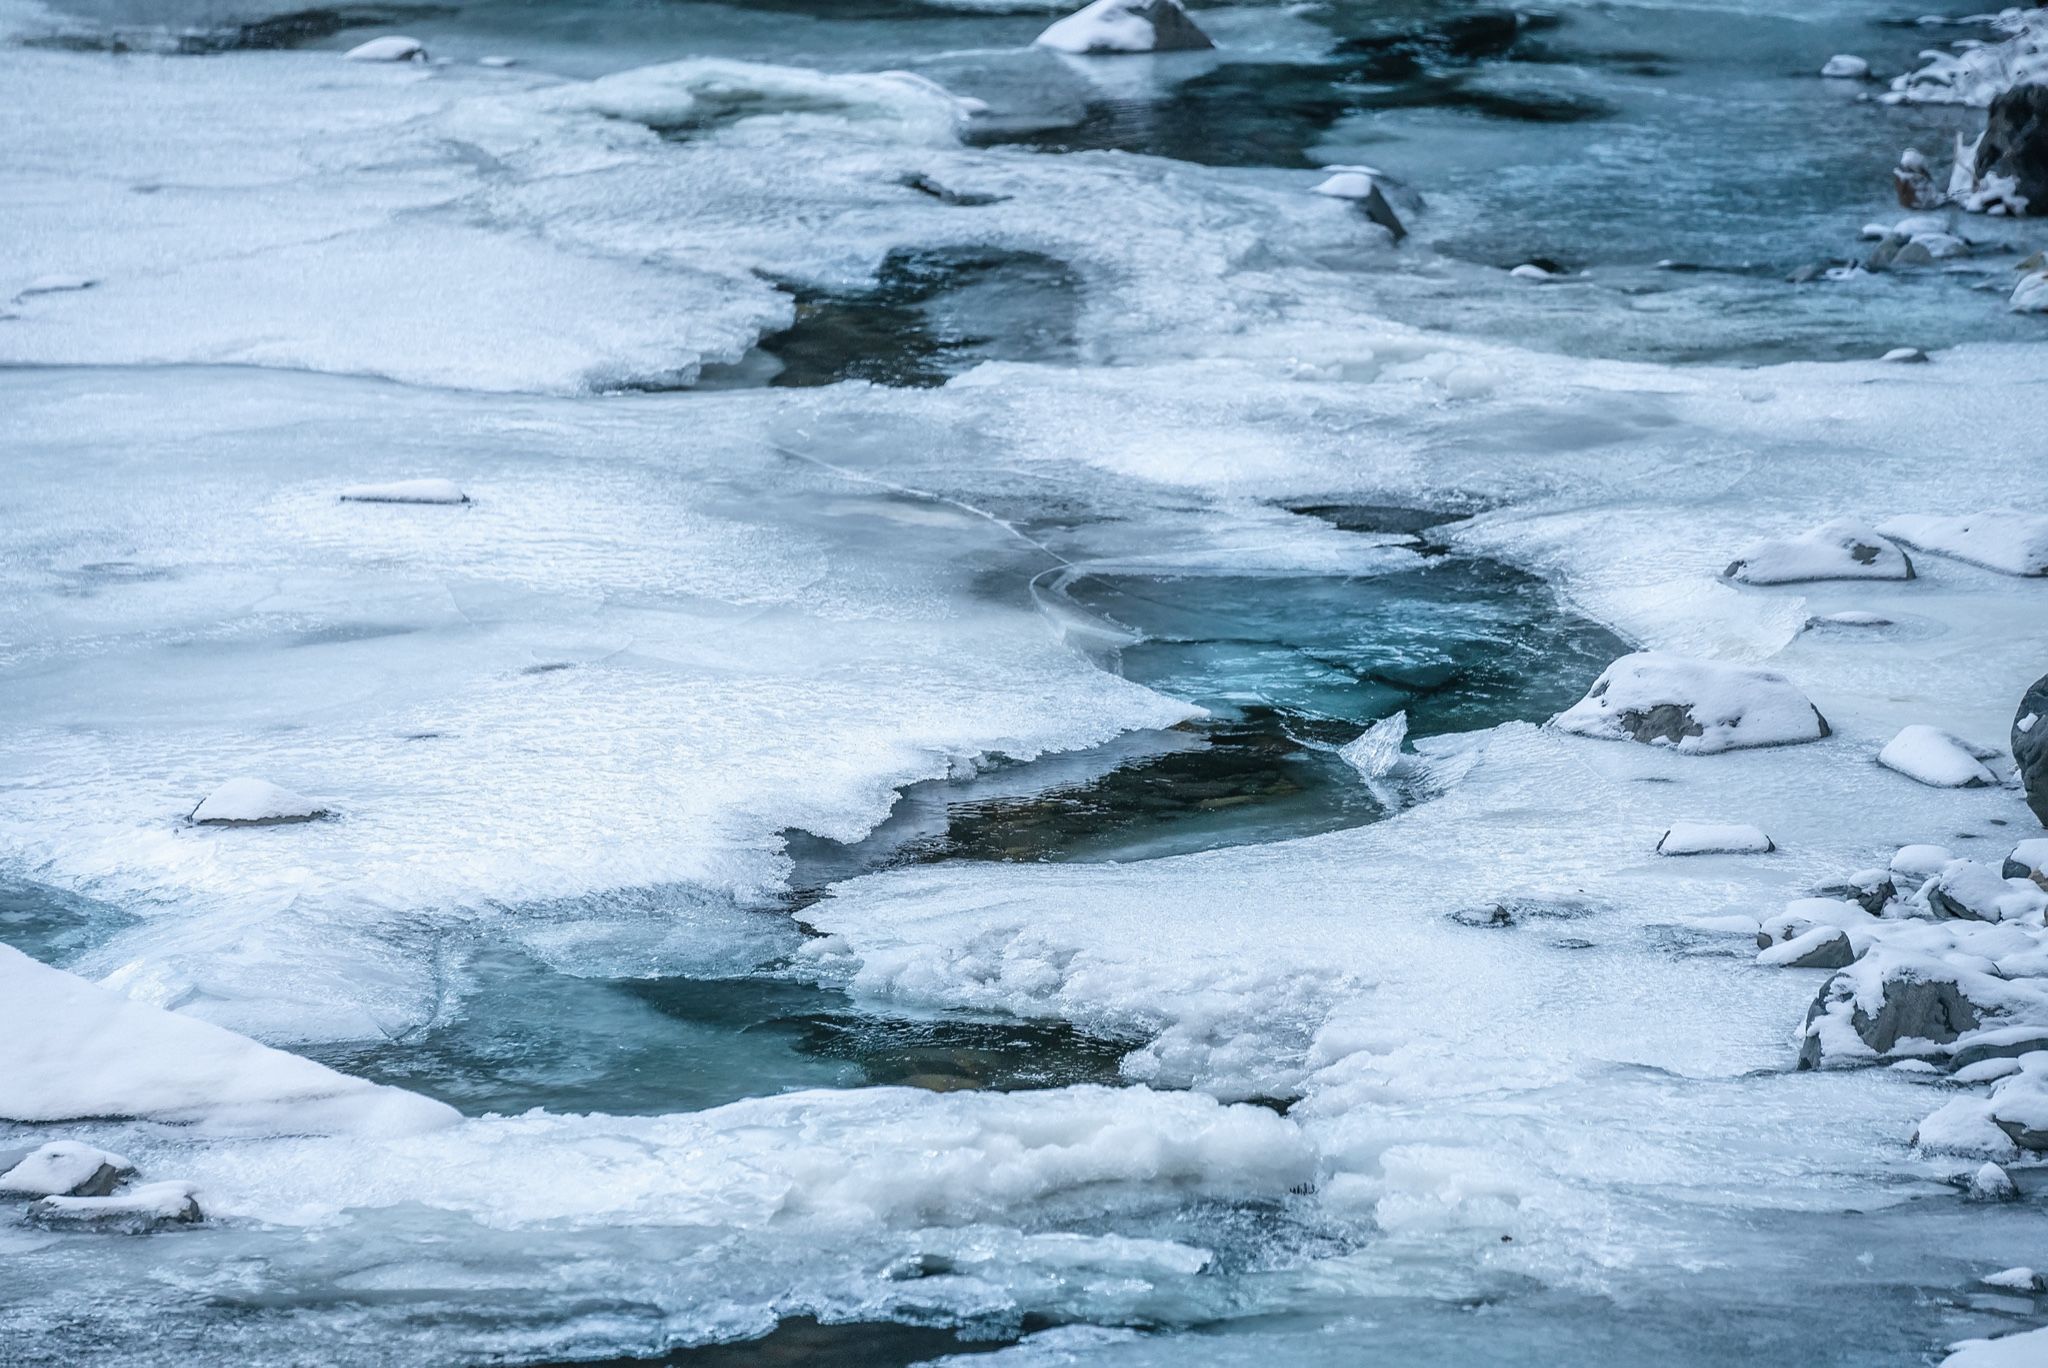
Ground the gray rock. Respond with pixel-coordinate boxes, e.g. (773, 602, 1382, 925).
(1994, 1112, 2048, 1152)
(1814, 870, 1895, 916)
(2007, 839, 2048, 887)
(25, 1181, 202, 1233)
(1967, 1161, 2019, 1201)
(1798, 963, 1984, 1069)
(2017, 673, 2048, 827)
(1782, 928, 1857, 970)
(0, 1141, 135, 1198)
(1953, 1031, 2048, 1071)
(1975, 83, 2048, 217)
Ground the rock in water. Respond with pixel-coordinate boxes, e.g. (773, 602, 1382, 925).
(1926, 859, 2048, 923)
(1968, 1161, 2020, 1201)
(1877, 725, 2000, 787)
(1820, 55, 1870, 80)
(1722, 520, 1914, 584)
(1798, 956, 1988, 1069)
(1878, 512, 2048, 576)
(2019, 674, 2048, 826)
(189, 777, 327, 826)
(26, 1181, 201, 1233)
(1310, 170, 1407, 241)
(1035, 0, 1212, 55)
(2008, 838, 2048, 884)
(0, 1141, 135, 1198)
(1656, 820, 1775, 855)
(343, 36, 426, 62)
(1974, 83, 2048, 216)
(1552, 652, 1830, 754)
(338, 478, 470, 504)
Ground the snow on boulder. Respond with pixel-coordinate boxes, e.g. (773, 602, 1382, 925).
(2017, 673, 2048, 826)
(1821, 54, 1870, 79)
(1036, 0, 1212, 55)
(337, 478, 470, 505)
(1927, 859, 2048, 923)
(189, 777, 326, 826)
(26, 1181, 201, 1233)
(2014, 270, 2048, 313)
(1551, 652, 1830, 754)
(1878, 512, 2048, 576)
(2007, 838, 2048, 884)
(1967, 1161, 2019, 1200)
(1722, 521, 1914, 584)
(1892, 843, 1955, 881)
(1509, 262, 1566, 282)
(1656, 820, 1775, 855)
(0, 944, 458, 1136)
(1797, 952, 1997, 1069)
(1759, 926, 1856, 970)
(1983, 1267, 2048, 1293)
(1878, 725, 2001, 787)
(1880, 347, 1929, 363)
(0, 1141, 134, 1198)
(1309, 167, 1407, 241)
(343, 35, 426, 62)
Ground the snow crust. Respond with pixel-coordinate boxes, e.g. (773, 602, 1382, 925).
(1879, 513, 2048, 576)
(0, 944, 457, 1135)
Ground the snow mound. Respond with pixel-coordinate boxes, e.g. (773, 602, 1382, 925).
(188, 777, 326, 826)
(1551, 652, 1831, 754)
(1878, 512, 2048, 576)
(1036, 0, 1213, 55)
(343, 36, 426, 63)
(1722, 521, 1913, 585)
(338, 479, 469, 505)
(1656, 821, 1774, 855)
(0, 944, 458, 1135)
(1877, 725, 2000, 787)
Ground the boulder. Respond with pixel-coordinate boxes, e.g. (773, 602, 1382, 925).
(342, 36, 425, 62)
(1552, 652, 1830, 754)
(1821, 54, 1870, 80)
(189, 777, 327, 826)
(1759, 926, 1857, 970)
(1973, 83, 2048, 216)
(1656, 820, 1775, 855)
(1798, 957, 1987, 1069)
(2018, 674, 2048, 826)
(1813, 868, 1895, 916)
(1722, 521, 1914, 584)
(2006, 837, 2048, 885)
(1926, 859, 2048, 923)
(1036, 0, 1212, 55)
(1967, 1161, 2019, 1200)
(2015, 269, 2048, 312)
(0, 1141, 134, 1198)
(1891, 843, 1954, 882)
(1881, 347, 1929, 363)
(25, 1180, 202, 1233)
(1310, 169, 1407, 242)
(1877, 725, 2000, 787)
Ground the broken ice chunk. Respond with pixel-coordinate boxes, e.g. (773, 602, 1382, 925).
(1878, 725, 2001, 787)
(189, 777, 327, 826)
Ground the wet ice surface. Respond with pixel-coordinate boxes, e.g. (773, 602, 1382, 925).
(3, 0, 2048, 1365)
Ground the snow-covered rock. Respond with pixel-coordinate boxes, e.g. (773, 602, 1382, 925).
(337, 478, 470, 504)
(26, 1181, 201, 1233)
(1035, 0, 1212, 55)
(0, 944, 458, 1135)
(1655, 820, 1775, 855)
(1972, 83, 2048, 215)
(1881, 347, 1930, 363)
(1892, 843, 1956, 881)
(1798, 954, 1997, 1068)
(2014, 270, 2048, 312)
(1927, 859, 2048, 922)
(1820, 54, 1870, 80)
(0, 1141, 134, 1198)
(1888, 8, 2048, 108)
(1983, 1267, 2048, 1292)
(2018, 673, 2048, 825)
(189, 777, 327, 826)
(1551, 652, 1831, 754)
(1509, 262, 1566, 282)
(1878, 512, 2048, 576)
(1967, 1160, 2019, 1200)
(1722, 521, 1913, 584)
(1759, 926, 1856, 970)
(342, 36, 426, 63)
(1309, 168, 1407, 241)
(2008, 838, 2048, 883)
(1877, 725, 2000, 787)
